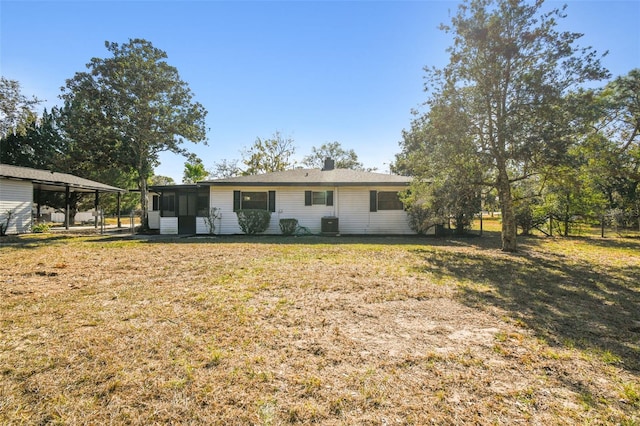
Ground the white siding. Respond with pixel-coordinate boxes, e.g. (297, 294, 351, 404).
(148, 211, 160, 229)
(276, 187, 336, 233)
(196, 217, 213, 234)
(160, 217, 178, 235)
(209, 185, 417, 235)
(0, 178, 32, 234)
(338, 187, 415, 235)
(336, 187, 369, 234)
(210, 186, 337, 235)
(210, 187, 239, 235)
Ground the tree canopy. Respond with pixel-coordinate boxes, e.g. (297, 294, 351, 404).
(59, 39, 208, 228)
(302, 142, 365, 170)
(210, 158, 243, 179)
(402, 0, 609, 251)
(0, 108, 65, 169)
(0, 77, 41, 139)
(241, 131, 296, 175)
(149, 175, 176, 186)
(183, 153, 209, 183)
(596, 69, 640, 153)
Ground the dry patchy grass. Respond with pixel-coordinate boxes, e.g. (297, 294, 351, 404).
(0, 231, 639, 424)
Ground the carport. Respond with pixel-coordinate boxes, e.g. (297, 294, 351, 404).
(0, 164, 126, 233)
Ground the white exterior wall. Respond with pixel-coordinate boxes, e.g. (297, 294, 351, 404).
(0, 178, 32, 234)
(209, 185, 416, 235)
(210, 186, 337, 235)
(210, 187, 235, 235)
(339, 187, 415, 235)
(148, 211, 160, 229)
(160, 217, 178, 235)
(275, 187, 336, 233)
(196, 217, 211, 234)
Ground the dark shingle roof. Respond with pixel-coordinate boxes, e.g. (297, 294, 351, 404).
(201, 168, 412, 187)
(0, 164, 126, 193)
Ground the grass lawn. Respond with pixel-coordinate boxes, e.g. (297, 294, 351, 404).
(1, 228, 639, 424)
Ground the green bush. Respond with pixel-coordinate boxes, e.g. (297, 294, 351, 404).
(236, 209, 271, 234)
(406, 205, 440, 235)
(31, 223, 51, 233)
(279, 218, 298, 236)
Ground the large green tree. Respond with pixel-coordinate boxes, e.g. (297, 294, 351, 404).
(60, 39, 208, 229)
(302, 142, 365, 170)
(182, 153, 209, 183)
(0, 108, 65, 168)
(0, 77, 41, 139)
(210, 158, 242, 179)
(584, 70, 640, 229)
(242, 131, 296, 175)
(0, 106, 139, 221)
(149, 175, 176, 186)
(395, 93, 484, 235)
(596, 69, 640, 153)
(419, 0, 608, 251)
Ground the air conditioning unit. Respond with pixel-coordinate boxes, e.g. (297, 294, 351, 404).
(321, 216, 339, 235)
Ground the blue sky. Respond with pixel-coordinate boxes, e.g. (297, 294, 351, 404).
(1, 1, 639, 182)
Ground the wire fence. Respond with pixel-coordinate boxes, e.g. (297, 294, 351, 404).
(470, 212, 640, 238)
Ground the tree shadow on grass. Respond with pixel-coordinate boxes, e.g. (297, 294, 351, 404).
(411, 237, 640, 374)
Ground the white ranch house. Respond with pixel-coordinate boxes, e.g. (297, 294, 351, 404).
(149, 160, 421, 235)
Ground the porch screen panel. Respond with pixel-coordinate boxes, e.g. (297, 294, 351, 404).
(187, 192, 197, 215)
(197, 188, 209, 216)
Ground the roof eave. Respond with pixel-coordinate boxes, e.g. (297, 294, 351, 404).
(1, 175, 126, 193)
(200, 181, 411, 187)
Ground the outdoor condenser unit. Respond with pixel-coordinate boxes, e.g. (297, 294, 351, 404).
(321, 216, 339, 235)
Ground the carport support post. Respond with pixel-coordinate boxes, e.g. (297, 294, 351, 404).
(35, 188, 41, 222)
(117, 192, 122, 228)
(94, 190, 99, 229)
(65, 185, 70, 230)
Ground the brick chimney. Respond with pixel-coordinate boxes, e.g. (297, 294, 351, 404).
(322, 157, 335, 171)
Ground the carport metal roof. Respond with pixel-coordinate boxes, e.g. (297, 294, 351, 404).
(0, 164, 126, 193)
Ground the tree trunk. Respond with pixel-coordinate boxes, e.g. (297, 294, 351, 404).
(497, 169, 517, 252)
(564, 198, 570, 237)
(454, 213, 466, 235)
(139, 175, 149, 231)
